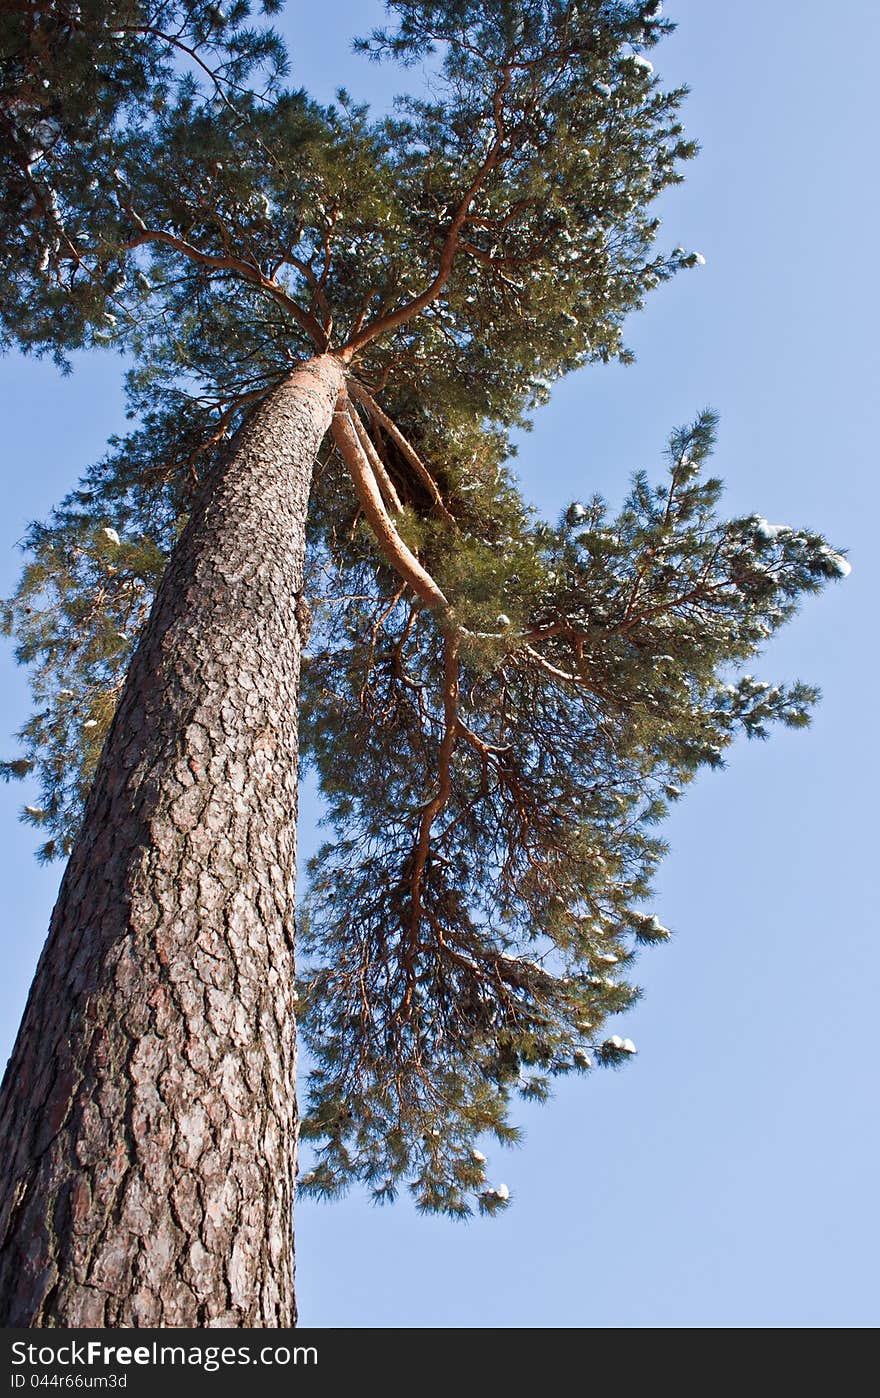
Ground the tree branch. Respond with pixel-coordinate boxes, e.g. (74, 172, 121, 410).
(351, 412, 403, 515)
(330, 392, 449, 612)
(123, 209, 329, 348)
(338, 69, 512, 356)
(346, 378, 456, 526)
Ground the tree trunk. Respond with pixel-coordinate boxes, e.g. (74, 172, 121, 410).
(0, 353, 344, 1328)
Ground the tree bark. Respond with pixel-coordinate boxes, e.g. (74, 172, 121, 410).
(0, 353, 344, 1327)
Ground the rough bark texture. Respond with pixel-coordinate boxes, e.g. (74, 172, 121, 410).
(0, 353, 344, 1327)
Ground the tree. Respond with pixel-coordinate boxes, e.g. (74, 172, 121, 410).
(0, 0, 849, 1326)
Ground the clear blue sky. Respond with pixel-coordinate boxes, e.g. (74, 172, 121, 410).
(1, 1, 877, 1328)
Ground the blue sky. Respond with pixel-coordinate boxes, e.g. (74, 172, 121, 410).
(1, 1, 877, 1327)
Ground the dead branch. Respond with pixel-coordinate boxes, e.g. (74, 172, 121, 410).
(351, 412, 404, 515)
(331, 393, 449, 612)
(346, 378, 456, 526)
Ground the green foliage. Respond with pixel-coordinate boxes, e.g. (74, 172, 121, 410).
(295, 411, 847, 1214)
(0, 0, 286, 358)
(5, 0, 700, 393)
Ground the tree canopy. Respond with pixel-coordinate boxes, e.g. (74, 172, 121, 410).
(1, 0, 850, 1217)
(1, 0, 286, 354)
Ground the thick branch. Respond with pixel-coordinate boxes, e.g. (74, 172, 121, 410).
(351, 412, 403, 515)
(339, 71, 511, 356)
(124, 215, 328, 348)
(346, 378, 456, 526)
(330, 394, 449, 612)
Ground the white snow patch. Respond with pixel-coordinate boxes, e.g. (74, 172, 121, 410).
(819, 545, 851, 577)
(753, 517, 788, 542)
(637, 913, 670, 939)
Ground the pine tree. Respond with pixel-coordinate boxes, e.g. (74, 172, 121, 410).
(0, 0, 849, 1324)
